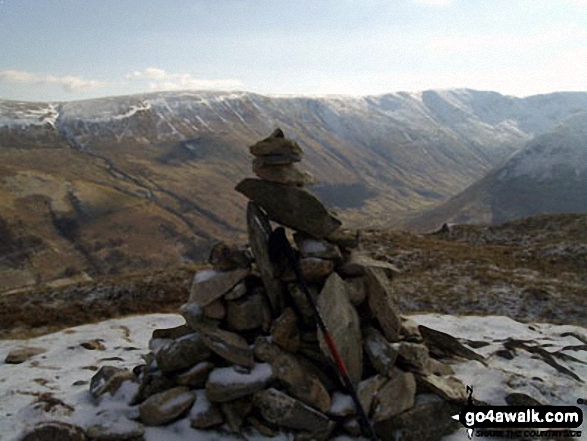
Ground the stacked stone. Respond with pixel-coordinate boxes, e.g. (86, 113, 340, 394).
(86, 130, 486, 441)
(249, 128, 315, 187)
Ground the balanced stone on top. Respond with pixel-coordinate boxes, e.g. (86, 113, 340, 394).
(249, 128, 302, 160)
(248, 128, 314, 186)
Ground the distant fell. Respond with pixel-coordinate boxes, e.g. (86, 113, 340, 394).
(2, 89, 587, 290)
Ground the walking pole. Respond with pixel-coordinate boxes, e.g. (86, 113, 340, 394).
(269, 227, 379, 441)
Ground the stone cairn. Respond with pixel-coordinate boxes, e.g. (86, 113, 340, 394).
(88, 129, 484, 441)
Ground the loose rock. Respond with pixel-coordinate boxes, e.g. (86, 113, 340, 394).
(281, 257, 334, 283)
(365, 267, 402, 342)
(198, 324, 255, 367)
(139, 387, 195, 426)
(80, 339, 106, 351)
(419, 325, 485, 363)
(208, 242, 250, 271)
(20, 421, 86, 441)
(246, 202, 284, 316)
(226, 291, 271, 331)
(375, 394, 459, 441)
(221, 398, 253, 432)
(317, 272, 363, 385)
(345, 276, 367, 305)
(338, 251, 400, 278)
(270, 307, 301, 352)
(90, 366, 135, 400)
(253, 388, 331, 433)
(175, 361, 215, 388)
(249, 129, 303, 158)
(189, 390, 224, 429)
(270, 352, 331, 412)
(364, 327, 399, 377)
(294, 232, 343, 261)
(85, 416, 145, 441)
(394, 342, 433, 374)
(5, 346, 46, 364)
(188, 268, 249, 307)
(154, 333, 211, 374)
(373, 370, 416, 422)
(202, 300, 226, 320)
(358, 375, 388, 415)
(415, 374, 468, 403)
(206, 363, 273, 402)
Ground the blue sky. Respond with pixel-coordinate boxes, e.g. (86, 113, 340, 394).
(0, 0, 586, 101)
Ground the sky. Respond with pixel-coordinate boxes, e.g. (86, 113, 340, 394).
(0, 0, 586, 101)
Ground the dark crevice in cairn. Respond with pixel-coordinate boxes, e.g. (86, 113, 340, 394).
(84, 129, 481, 441)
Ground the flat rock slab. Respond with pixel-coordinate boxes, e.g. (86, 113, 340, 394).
(206, 363, 273, 402)
(236, 179, 341, 239)
(365, 267, 402, 342)
(139, 386, 195, 426)
(199, 324, 254, 367)
(317, 272, 363, 385)
(155, 333, 212, 374)
(253, 388, 331, 433)
(189, 268, 249, 307)
(246, 202, 284, 316)
(418, 325, 485, 363)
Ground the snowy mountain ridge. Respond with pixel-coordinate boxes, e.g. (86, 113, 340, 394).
(2, 88, 587, 291)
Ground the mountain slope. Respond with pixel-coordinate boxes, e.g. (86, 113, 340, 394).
(406, 111, 587, 231)
(2, 89, 587, 290)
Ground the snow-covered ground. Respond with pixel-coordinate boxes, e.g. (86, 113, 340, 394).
(0, 313, 585, 440)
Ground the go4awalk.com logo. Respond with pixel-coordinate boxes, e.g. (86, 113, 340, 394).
(451, 387, 584, 439)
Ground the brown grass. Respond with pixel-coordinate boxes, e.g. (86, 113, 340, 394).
(0, 263, 205, 339)
(360, 214, 587, 326)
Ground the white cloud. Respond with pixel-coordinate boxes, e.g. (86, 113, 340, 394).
(412, 0, 453, 7)
(125, 67, 242, 91)
(0, 70, 106, 92)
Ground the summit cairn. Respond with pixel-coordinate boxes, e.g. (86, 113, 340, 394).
(86, 129, 476, 440)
